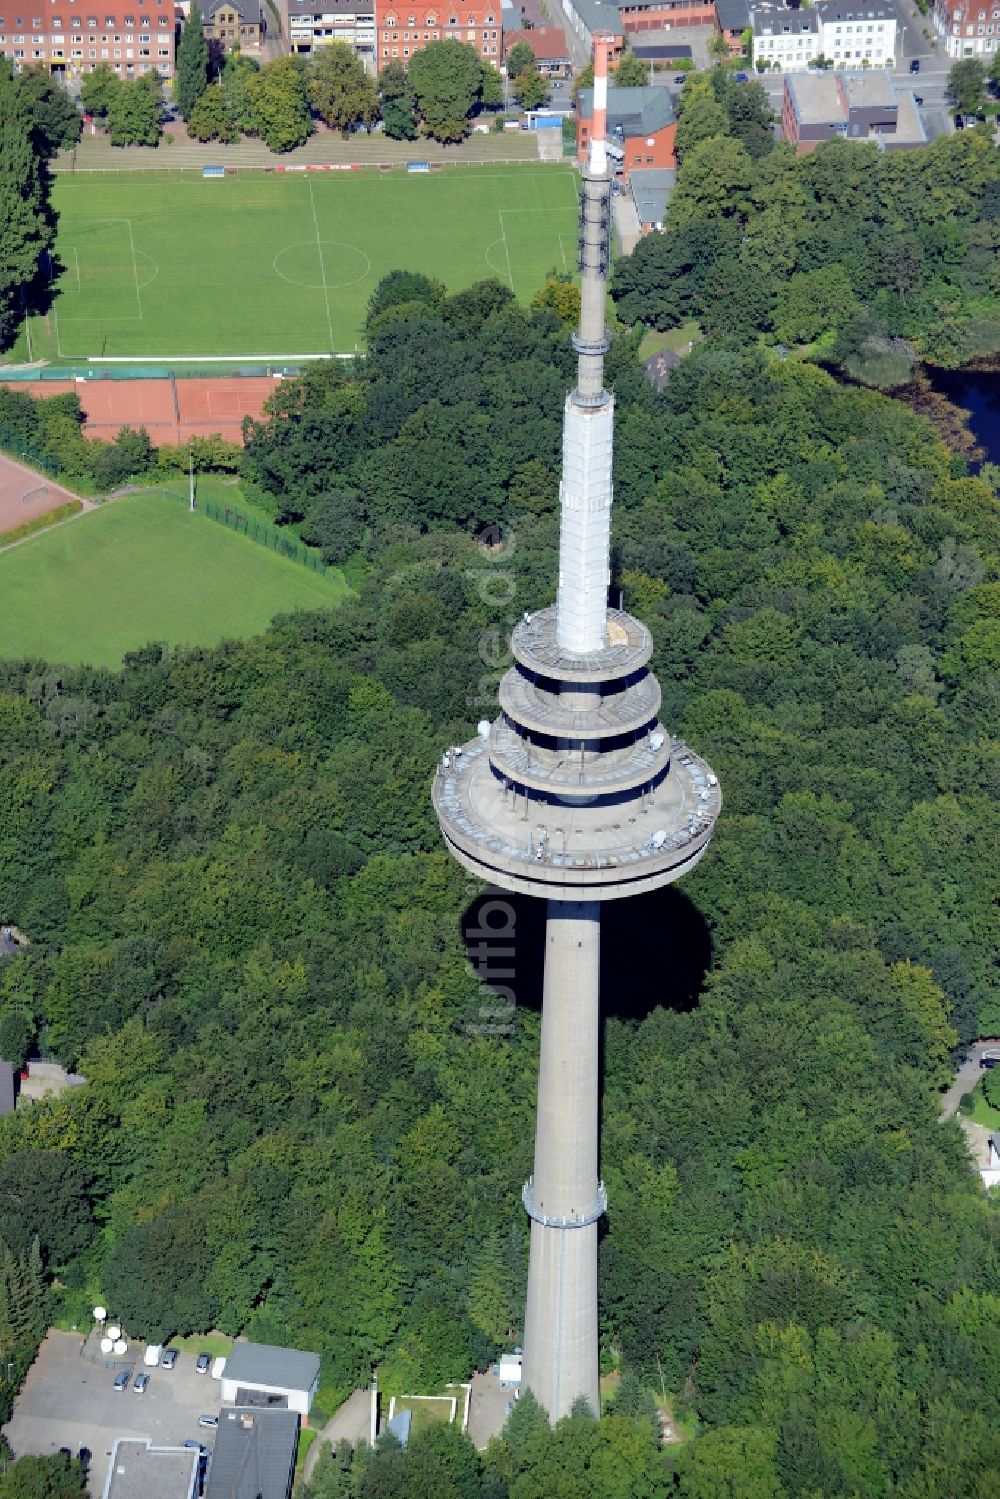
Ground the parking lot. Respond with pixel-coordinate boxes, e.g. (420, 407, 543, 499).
(3, 1331, 222, 1496)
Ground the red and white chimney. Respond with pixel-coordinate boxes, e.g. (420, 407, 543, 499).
(589, 35, 613, 174)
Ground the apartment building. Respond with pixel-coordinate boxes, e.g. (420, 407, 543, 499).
(377, 1, 501, 65)
(284, 0, 376, 65)
(752, 0, 896, 69)
(932, 0, 1000, 57)
(0, 0, 175, 77)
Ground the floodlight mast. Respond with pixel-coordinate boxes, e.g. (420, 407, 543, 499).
(432, 32, 721, 1425)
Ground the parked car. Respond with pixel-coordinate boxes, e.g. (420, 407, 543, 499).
(735, 70, 749, 82)
(195, 1353, 211, 1373)
(134, 1372, 150, 1393)
(980, 1048, 1000, 1069)
(955, 113, 965, 128)
(161, 1348, 179, 1369)
(197, 1415, 219, 1429)
(909, 57, 920, 72)
(113, 1371, 131, 1390)
(77, 1449, 92, 1467)
(674, 73, 687, 83)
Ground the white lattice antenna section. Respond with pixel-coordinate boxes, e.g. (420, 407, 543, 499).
(555, 397, 614, 654)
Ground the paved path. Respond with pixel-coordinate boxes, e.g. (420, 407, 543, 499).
(939, 1039, 999, 1122)
(302, 1388, 371, 1479)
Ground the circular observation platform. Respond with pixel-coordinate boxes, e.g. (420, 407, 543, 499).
(432, 735, 721, 902)
(498, 666, 661, 741)
(488, 717, 671, 799)
(511, 607, 652, 685)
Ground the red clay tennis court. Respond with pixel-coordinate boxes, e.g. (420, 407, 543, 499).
(1, 376, 282, 445)
(0, 450, 82, 536)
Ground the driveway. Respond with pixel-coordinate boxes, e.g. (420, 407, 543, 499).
(302, 1389, 371, 1480)
(3, 1332, 222, 1498)
(939, 1039, 999, 1122)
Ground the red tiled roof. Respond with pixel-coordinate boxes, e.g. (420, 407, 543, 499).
(503, 26, 569, 62)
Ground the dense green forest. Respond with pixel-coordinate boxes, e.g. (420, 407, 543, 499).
(0, 277, 998, 1495)
(612, 71, 1000, 379)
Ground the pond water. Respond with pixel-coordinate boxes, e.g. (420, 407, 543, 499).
(926, 367, 1000, 465)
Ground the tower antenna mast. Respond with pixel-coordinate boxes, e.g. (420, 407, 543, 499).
(433, 33, 721, 1423)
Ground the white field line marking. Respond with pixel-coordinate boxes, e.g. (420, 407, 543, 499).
(498, 211, 515, 292)
(308, 176, 335, 352)
(126, 217, 143, 318)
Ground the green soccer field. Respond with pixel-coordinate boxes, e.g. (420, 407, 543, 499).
(0, 491, 349, 666)
(22, 165, 580, 362)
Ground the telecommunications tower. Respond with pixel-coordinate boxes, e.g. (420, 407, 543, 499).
(432, 36, 721, 1423)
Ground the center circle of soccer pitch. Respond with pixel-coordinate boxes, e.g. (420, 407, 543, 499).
(273, 241, 372, 290)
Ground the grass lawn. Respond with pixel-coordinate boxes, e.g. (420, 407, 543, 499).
(170, 1331, 234, 1359)
(390, 1396, 456, 1434)
(637, 322, 701, 360)
(15, 165, 580, 363)
(0, 490, 348, 667)
(967, 1080, 1000, 1130)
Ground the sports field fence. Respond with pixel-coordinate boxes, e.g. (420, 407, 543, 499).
(0, 424, 61, 477)
(161, 486, 331, 576)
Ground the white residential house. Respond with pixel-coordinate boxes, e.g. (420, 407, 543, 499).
(753, 0, 897, 69)
(816, 1, 897, 67)
(752, 2, 820, 70)
(933, 0, 1000, 56)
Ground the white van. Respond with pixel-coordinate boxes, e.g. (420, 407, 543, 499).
(144, 1345, 162, 1367)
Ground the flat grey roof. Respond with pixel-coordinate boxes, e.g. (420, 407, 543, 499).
(221, 1343, 320, 1393)
(841, 70, 896, 107)
(630, 167, 675, 224)
(205, 1409, 298, 1499)
(888, 88, 927, 144)
(787, 71, 843, 124)
(104, 1441, 197, 1499)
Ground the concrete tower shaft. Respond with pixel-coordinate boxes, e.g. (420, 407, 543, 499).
(432, 30, 720, 1429)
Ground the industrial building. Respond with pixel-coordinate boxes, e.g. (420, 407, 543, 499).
(218, 1343, 320, 1417)
(204, 1408, 298, 1499)
(102, 1440, 199, 1499)
(576, 84, 676, 176)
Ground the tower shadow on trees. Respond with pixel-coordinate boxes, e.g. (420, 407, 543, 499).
(460, 885, 714, 1024)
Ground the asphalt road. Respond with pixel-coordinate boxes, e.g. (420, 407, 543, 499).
(3, 1332, 223, 1498)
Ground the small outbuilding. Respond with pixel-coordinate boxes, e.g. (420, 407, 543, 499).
(219, 1342, 320, 1417)
(498, 1353, 522, 1385)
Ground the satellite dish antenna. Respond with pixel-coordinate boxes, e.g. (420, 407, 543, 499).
(477, 720, 491, 740)
(93, 1306, 107, 1323)
(649, 732, 664, 751)
(113, 1339, 127, 1355)
(650, 829, 667, 851)
(107, 1325, 121, 1341)
(100, 1337, 112, 1354)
